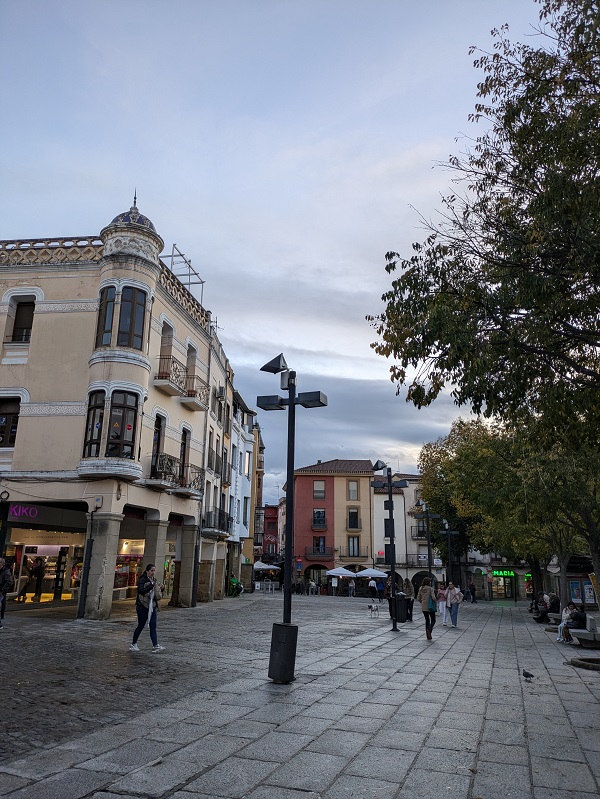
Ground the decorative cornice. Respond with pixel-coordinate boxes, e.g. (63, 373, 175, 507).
(88, 349, 151, 373)
(36, 301, 98, 314)
(20, 402, 86, 417)
(0, 239, 102, 266)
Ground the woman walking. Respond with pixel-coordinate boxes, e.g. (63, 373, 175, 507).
(446, 582, 464, 628)
(130, 564, 165, 653)
(437, 583, 448, 625)
(417, 577, 437, 640)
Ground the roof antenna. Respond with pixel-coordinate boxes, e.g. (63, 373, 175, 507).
(133, 189, 137, 208)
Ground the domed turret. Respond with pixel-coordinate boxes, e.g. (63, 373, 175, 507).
(100, 194, 164, 263)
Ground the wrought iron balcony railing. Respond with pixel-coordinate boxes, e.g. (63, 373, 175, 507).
(304, 546, 334, 560)
(203, 507, 233, 534)
(411, 526, 427, 540)
(311, 516, 327, 530)
(156, 355, 187, 393)
(150, 452, 181, 483)
(179, 463, 205, 494)
(185, 374, 210, 405)
(339, 546, 368, 559)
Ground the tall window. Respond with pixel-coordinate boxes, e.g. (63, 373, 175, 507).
(12, 302, 35, 342)
(0, 399, 20, 448)
(312, 509, 326, 528)
(313, 536, 326, 552)
(95, 287, 116, 347)
(313, 480, 325, 500)
(347, 536, 360, 557)
(347, 480, 359, 501)
(347, 507, 360, 530)
(244, 451, 252, 478)
(151, 414, 164, 474)
(83, 391, 105, 457)
(179, 428, 190, 482)
(117, 287, 146, 350)
(243, 497, 250, 526)
(106, 392, 138, 458)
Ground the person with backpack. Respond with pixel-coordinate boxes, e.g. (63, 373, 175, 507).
(0, 558, 14, 629)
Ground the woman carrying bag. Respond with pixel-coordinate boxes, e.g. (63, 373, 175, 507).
(417, 577, 437, 640)
(446, 582, 464, 628)
(130, 564, 165, 653)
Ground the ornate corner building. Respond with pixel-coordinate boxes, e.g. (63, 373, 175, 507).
(0, 202, 259, 618)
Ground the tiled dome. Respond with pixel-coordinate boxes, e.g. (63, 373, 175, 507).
(110, 201, 156, 232)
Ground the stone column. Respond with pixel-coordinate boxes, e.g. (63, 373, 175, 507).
(84, 511, 123, 620)
(177, 523, 198, 607)
(142, 520, 169, 582)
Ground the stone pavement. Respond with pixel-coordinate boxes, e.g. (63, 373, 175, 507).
(1, 594, 599, 799)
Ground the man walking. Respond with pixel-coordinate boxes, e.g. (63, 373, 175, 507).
(0, 558, 14, 629)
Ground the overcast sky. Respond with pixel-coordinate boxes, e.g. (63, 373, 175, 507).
(1, 0, 542, 503)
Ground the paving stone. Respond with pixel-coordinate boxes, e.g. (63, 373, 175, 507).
(369, 729, 427, 751)
(471, 761, 533, 799)
(5, 768, 115, 799)
(532, 789, 600, 799)
(276, 714, 332, 735)
(170, 733, 253, 764)
(217, 719, 278, 739)
(244, 788, 320, 799)
(58, 723, 141, 754)
(396, 767, 472, 799)
(237, 731, 313, 762)
(479, 742, 529, 765)
(105, 757, 204, 798)
(306, 729, 370, 757)
(0, 774, 31, 795)
(323, 773, 401, 799)
(414, 745, 476, 772)
(530, 755, 597, 792)
(482, 720, 526, 745)
(528, 733, 586, 761)
(184, 756, 279, 797)
(147, 721, 211, 744)
(343, 746, 416, 782)
(1, 747, 90, 778)
(266, 751, 348, 792)
(76, 739, 180, 775)
(331, 714, 386, 734)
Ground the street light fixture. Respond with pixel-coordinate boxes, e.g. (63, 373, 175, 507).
(372, 461, 408, 632)
(257, 354, 327, 683)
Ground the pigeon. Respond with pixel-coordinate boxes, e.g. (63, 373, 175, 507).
(522, 669, 534, 682)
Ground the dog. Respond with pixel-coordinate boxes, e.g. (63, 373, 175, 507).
(368, 603, 379, 618)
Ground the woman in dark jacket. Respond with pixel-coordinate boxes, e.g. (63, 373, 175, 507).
(417, 577, 437, 640)
(130, 564, 165, 653)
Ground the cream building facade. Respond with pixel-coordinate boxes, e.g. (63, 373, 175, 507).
(0, 202, 257, 618)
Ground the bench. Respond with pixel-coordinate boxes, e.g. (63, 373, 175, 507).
(570, 616, 600, 648)
(548, 612, 562, 625)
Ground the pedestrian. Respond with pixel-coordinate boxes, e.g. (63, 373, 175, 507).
(437, 583, 448, 625)
(30, 557, 45, 602)
(417, 577, 437, 640)
(309, 579, 317, 595)
(14, 556, 31, 602)
(130, 564, 165, 653)
(556, 602, 575, 642)
(376, 578, 385, 603)
(368, 578, 377, 599)
(0, 558, 14, 629)
(348, 578, 355, 598)
(403, 578, 414, 621)
(446, 582, 463, 627)
(468, 580, 477, 604)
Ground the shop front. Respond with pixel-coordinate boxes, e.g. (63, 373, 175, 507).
(489, 568, 519, 600)
(2, 501, 88, 603)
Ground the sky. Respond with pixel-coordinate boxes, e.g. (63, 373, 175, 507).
(0, 0, 543, 504)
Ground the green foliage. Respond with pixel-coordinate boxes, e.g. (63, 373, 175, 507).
(418, 417, 598, 571)
(369, 0, 600, 422)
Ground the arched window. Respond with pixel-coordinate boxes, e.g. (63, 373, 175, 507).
(95, 287, 116, 347)
(83, 391, 105, 457)
(106, 391, 138, 458)
(117, 287, 146, 350)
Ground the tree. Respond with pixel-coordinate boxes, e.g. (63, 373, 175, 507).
(368, 0, 600, 422)
(418, 417, 597, 603)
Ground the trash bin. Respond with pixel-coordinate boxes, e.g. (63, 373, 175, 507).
(268, 623, 298, 683)
(388, 594, 407, 623)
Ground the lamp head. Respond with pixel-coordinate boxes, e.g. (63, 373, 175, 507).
(260, 353, 288, 374)
(256, 395, 286, 411)
(372, 460, 387, 472)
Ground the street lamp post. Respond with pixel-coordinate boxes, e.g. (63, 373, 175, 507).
(441, 519, 460, 585)
(415, 499, 440, 582)
(372, 461, 408, 632)
(257, 354, 327, 683)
